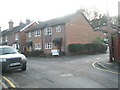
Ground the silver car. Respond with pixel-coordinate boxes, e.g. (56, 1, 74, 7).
(0, 46, 27, 72)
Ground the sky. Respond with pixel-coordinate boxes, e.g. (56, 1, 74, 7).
(0, 0, 119, 31)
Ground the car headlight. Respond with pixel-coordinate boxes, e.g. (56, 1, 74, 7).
(0, 58, 6, 62)
(21, 55, 27, 61)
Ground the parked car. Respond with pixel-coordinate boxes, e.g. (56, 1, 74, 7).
(0, 46, 27, 72)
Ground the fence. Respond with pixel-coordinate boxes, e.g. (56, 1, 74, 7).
(113, 34, 120, 62)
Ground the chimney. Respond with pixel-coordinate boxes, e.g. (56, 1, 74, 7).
(19, 21, 24, 26)
(38, 21, 42, 24)
(8, 20, 14, 30)
(26, 19, 31, 25)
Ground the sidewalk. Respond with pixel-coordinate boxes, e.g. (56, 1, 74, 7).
(0, 79, 8, 89)
(96, 58, 120, 73)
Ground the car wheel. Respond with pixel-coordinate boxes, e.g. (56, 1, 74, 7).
(21, 64, 26, 71)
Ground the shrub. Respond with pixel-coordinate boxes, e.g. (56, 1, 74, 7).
(68, 43, 107, 55)
(23, 50, 44, 57)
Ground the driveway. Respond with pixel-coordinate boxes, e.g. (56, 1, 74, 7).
(2, 53, 118, 88)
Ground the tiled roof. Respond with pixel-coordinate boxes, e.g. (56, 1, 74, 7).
(2, 24, 26, 35)
(26, 13, 77, 33)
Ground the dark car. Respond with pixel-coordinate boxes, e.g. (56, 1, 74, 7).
(0, 46, 27, 72)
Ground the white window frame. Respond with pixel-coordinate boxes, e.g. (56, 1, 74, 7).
(28, 32, 32, 37)
(34, 30, 41, 37)
(35, 43, 41, 50)
(56, 25, 61, 32)
(15, 34, 19, 40)
(34, 31, 37, 37)
(44, 27, 52, 35)
(45, 43, 52, 49)
(5, 36, 8, 42)
(37, 30, 41, 36)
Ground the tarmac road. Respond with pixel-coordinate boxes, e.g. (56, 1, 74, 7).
(2, 53, 119, 88)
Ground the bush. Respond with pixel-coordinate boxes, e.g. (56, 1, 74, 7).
(23, 50, 44, 57)
(68, 43, 107, 55)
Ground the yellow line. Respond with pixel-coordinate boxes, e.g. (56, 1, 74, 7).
(92, 61, 120, 74)
(2, 76, 16, 88)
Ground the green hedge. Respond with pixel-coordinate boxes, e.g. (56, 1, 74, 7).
(22, 50, 44, 57)
(68, 43, 107, 54)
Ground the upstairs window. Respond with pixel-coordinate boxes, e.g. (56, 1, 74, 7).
(56, 25, 61, 32)
(28, 32, 32, 37)
(37, 30, 41, 36)
(34, 30, 41, 37)
(15, 34, 19, 40)
(44, 27, 52, 35)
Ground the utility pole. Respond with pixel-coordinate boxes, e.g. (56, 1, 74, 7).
(106, 0, 113, 62)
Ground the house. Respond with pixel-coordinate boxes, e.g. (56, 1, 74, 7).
(1, 19, 37, 52)
(90, 15, 118, 44)
(25, 9, 104, 55)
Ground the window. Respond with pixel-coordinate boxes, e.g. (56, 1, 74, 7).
(35, 43, 41, 50)
(44, 27, 52, 35)
(34, 31, 37, 37)
(104, 33, 107, 35)
(15, 34, 19, 40)
(56, 25, 61, 32)
(103, 23, 106, 25)
(45, 43, 52, 49)
(5, 36, 8, 42)
(34, 30, 41, 37)
(38, 30, 41, 36)
(0, 37, 2, 43)
(95, 27, 99, 30)
(28, 32, 32, 37)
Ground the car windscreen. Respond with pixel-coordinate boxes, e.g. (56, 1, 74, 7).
(0, 47, 18, 55)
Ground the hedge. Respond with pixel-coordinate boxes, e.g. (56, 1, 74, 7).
(22, 50, 45, 57)
(68, 43, 107, 54)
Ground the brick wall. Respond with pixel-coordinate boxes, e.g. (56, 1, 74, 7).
(65, 13, 104, 55)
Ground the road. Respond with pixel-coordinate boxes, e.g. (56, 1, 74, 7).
(2, 53, 118, 88)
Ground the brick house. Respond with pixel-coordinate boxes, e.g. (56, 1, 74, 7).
(25, 10, 104, 55)
(90, 15, 118, 44)
(1, 20, 37, 52)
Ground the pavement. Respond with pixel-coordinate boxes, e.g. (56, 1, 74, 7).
(95, 58, 120, 74)
(0, 77, 8, 89)
(1, 54, 119, 88)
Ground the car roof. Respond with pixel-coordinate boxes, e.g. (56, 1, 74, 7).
(0, 46, 12, 48)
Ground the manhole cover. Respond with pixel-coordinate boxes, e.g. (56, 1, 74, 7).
(60, 73, 73, 77)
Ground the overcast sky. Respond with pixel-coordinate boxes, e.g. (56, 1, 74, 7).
(0, 0, 119, 30)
